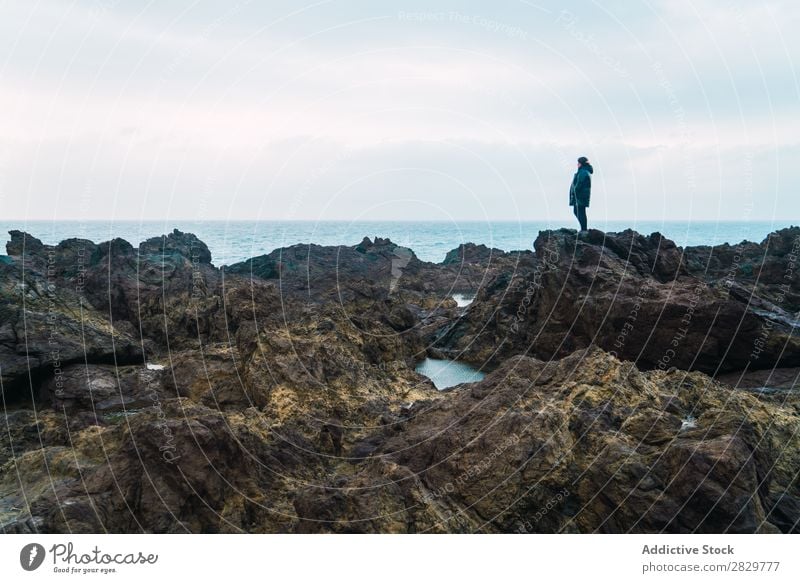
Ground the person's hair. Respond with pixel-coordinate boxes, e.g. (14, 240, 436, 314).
(577, 156, 589, 165)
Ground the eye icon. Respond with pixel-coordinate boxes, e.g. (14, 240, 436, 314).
(20, 543, 46, 571)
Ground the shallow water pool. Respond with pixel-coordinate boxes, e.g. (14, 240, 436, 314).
(415, 357, 485, 390)
(452, 294, 475, 307)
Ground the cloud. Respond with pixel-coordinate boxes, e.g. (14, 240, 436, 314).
(0, 0, 797, 221)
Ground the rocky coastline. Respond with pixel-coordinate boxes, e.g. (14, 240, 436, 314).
(1, 226, 799, 533)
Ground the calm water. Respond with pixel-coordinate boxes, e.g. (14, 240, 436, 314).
(452, 293, 476, 307)
(0, 220, 795, 264)
(415, 358, 486, 390)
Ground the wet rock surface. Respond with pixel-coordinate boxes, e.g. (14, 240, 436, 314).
(436, 228, 800, 374)
(1, 227, 799, 533)
(295, 349, 800, 533)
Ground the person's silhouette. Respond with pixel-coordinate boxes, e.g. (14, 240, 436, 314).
(569, 156, 593, 232)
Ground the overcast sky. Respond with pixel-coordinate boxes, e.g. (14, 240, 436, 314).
(0, 0, 798, 223)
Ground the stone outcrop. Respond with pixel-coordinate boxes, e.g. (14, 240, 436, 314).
(0, 232, 144, 401)
(294, 348, 800, 533)
(436, 228, 800, 374)
(1, 227, 799, 534)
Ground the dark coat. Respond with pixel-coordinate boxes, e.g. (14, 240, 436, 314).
(569, 163, 593, 207)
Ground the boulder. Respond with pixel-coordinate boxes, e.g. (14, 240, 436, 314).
(435, 228, 800, 374)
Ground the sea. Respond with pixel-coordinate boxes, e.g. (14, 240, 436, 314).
(0, 220, 796, 265)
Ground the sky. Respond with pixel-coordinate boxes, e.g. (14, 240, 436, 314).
(0, 0, 798, 223)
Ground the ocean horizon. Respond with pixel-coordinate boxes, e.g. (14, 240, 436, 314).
(2, 219, 797, 265)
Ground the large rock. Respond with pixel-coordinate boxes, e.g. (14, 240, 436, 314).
(684, 227, 800, 313)
(82, 230, 224, 347)
(1, 234, 144, 403)
(2, 227, 800, 534)
(7, 348, 798, 533)
(292, 348, 800, 533)
(436, 228, 800, 374)
(225, 236, 535, 302)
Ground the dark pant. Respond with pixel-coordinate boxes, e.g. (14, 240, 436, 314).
(573, 204, 588, 231)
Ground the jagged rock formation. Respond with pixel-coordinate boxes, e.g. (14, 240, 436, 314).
(436, 228, 800, 374)
(1, 227, 799, 533)
(223, 236, 534, 301)
(0, 232, 144, 401)
(294, 348, 800, 533)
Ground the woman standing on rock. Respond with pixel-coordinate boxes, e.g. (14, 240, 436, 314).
(569, 156, 593, 232)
